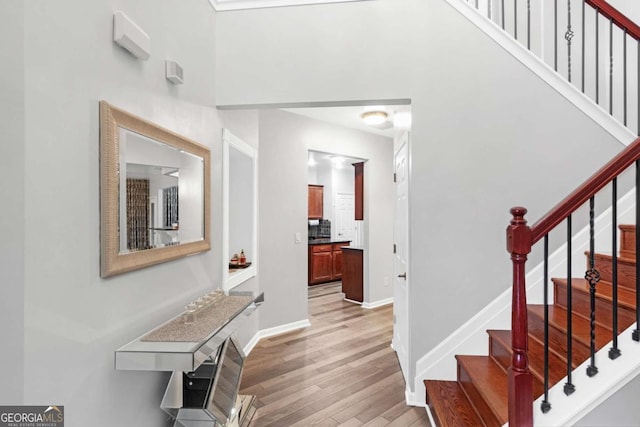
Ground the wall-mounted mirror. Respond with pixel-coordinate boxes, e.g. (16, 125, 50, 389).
(222, 129, 257, 291)
(100, 101, 211, 277)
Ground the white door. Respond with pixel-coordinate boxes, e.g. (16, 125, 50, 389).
(393, 133, 410, 382)
(335, 193, 356, 242)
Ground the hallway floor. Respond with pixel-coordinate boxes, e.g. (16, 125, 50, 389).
(239, 283, 431, 426)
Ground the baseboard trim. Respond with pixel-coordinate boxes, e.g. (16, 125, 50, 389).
(243, 332, 261, 356)
(259, 319, 312, 339)
(362, 297, 393, 309)
(243, 319, 312, 356)
(405, 387, 425, 407)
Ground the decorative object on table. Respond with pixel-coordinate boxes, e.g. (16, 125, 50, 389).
(143, 292, 253, 343)
(229, 262, 252, 270)
(239, 249, 246, 266)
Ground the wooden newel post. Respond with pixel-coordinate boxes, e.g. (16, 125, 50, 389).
(506, 207, 534, 427)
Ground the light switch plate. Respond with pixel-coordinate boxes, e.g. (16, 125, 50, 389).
(294, 232, 301, 244)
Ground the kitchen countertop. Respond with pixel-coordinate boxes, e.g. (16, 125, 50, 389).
(342, 246, 363, 251)
(308, 238, 351, 245)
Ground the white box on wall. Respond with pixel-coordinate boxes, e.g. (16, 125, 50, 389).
(166, 60, 184, 84)
(113, 11, 151, 60)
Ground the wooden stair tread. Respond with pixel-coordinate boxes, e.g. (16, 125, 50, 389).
(588, 252, 637, 290)
(456, 355, 507, 426)
(552, 278, 636, 310)
(528, 304, 611, 348)
(424, 380, 485, 427)
(528, 304, 605, 368)
(587, 251, 636, 264)
(424, 226, 639, 426)
(552, 278, 636, 335)
(619, 224, 636, 256)
(488, 329, 567, 394)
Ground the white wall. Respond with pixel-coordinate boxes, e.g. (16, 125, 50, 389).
(333, 166, 355, 196)
(574, 373, 640, 426)
(258, 109, 394, 329)
(215, 0, 627, 390)
(15, 0, 254, 425)
(0, 0, 25, 405)
(608, 0, 640, 22)
(308, 161, 318, 183)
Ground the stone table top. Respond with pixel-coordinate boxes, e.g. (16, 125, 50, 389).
(141, 295, 254, 343)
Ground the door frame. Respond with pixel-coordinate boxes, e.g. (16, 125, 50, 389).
(392, 131, 411, 387)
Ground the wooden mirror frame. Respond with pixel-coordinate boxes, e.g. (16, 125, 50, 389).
(99, 101, 211, 278)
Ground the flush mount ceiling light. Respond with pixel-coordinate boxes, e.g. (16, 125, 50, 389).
(361, 111, 388, 126)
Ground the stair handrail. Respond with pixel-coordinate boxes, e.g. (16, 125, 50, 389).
(531, 136, 640, 243)
(584, 0, 640, 40)
(507, 135, 640, 427)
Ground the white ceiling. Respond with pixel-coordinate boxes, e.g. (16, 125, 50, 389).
(282, 105, 409, 138)
(209, 0, 371, 11)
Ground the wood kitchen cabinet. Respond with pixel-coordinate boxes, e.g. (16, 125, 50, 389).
(309, 244, 333, 284)
(332, 246, 343, 280)
(342, 247, 363, 302)
(353, 162, 364, 220)
(308, 185, 324, 219)
(308, 241, 350, 285)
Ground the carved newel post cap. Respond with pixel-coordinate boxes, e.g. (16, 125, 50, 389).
(510, 207, 528, 218)
(507, 207, 532, 254)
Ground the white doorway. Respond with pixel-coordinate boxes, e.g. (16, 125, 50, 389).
(393, 132, 410, 381)
(335, 193, 356, 242)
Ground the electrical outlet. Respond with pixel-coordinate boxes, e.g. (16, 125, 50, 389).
(384, 276, 390, 287)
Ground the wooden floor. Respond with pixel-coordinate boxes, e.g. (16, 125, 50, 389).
(239, 283, 432, 426)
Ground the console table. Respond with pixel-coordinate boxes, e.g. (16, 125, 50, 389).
(115, 291, 264, 427)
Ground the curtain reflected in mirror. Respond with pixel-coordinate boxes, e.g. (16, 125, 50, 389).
(163, 186, 179, 229)
(127, 178, 150, 251)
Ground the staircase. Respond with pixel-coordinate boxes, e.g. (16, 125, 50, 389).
(417, 1, 640, 425)
(425, 224, 638, 426)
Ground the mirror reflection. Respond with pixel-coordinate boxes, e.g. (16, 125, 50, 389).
(118, 129, 205, 254)
(99, 101, 210, 278)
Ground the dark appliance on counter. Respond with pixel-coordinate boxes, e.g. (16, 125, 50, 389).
(308, 219, 331, 240)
